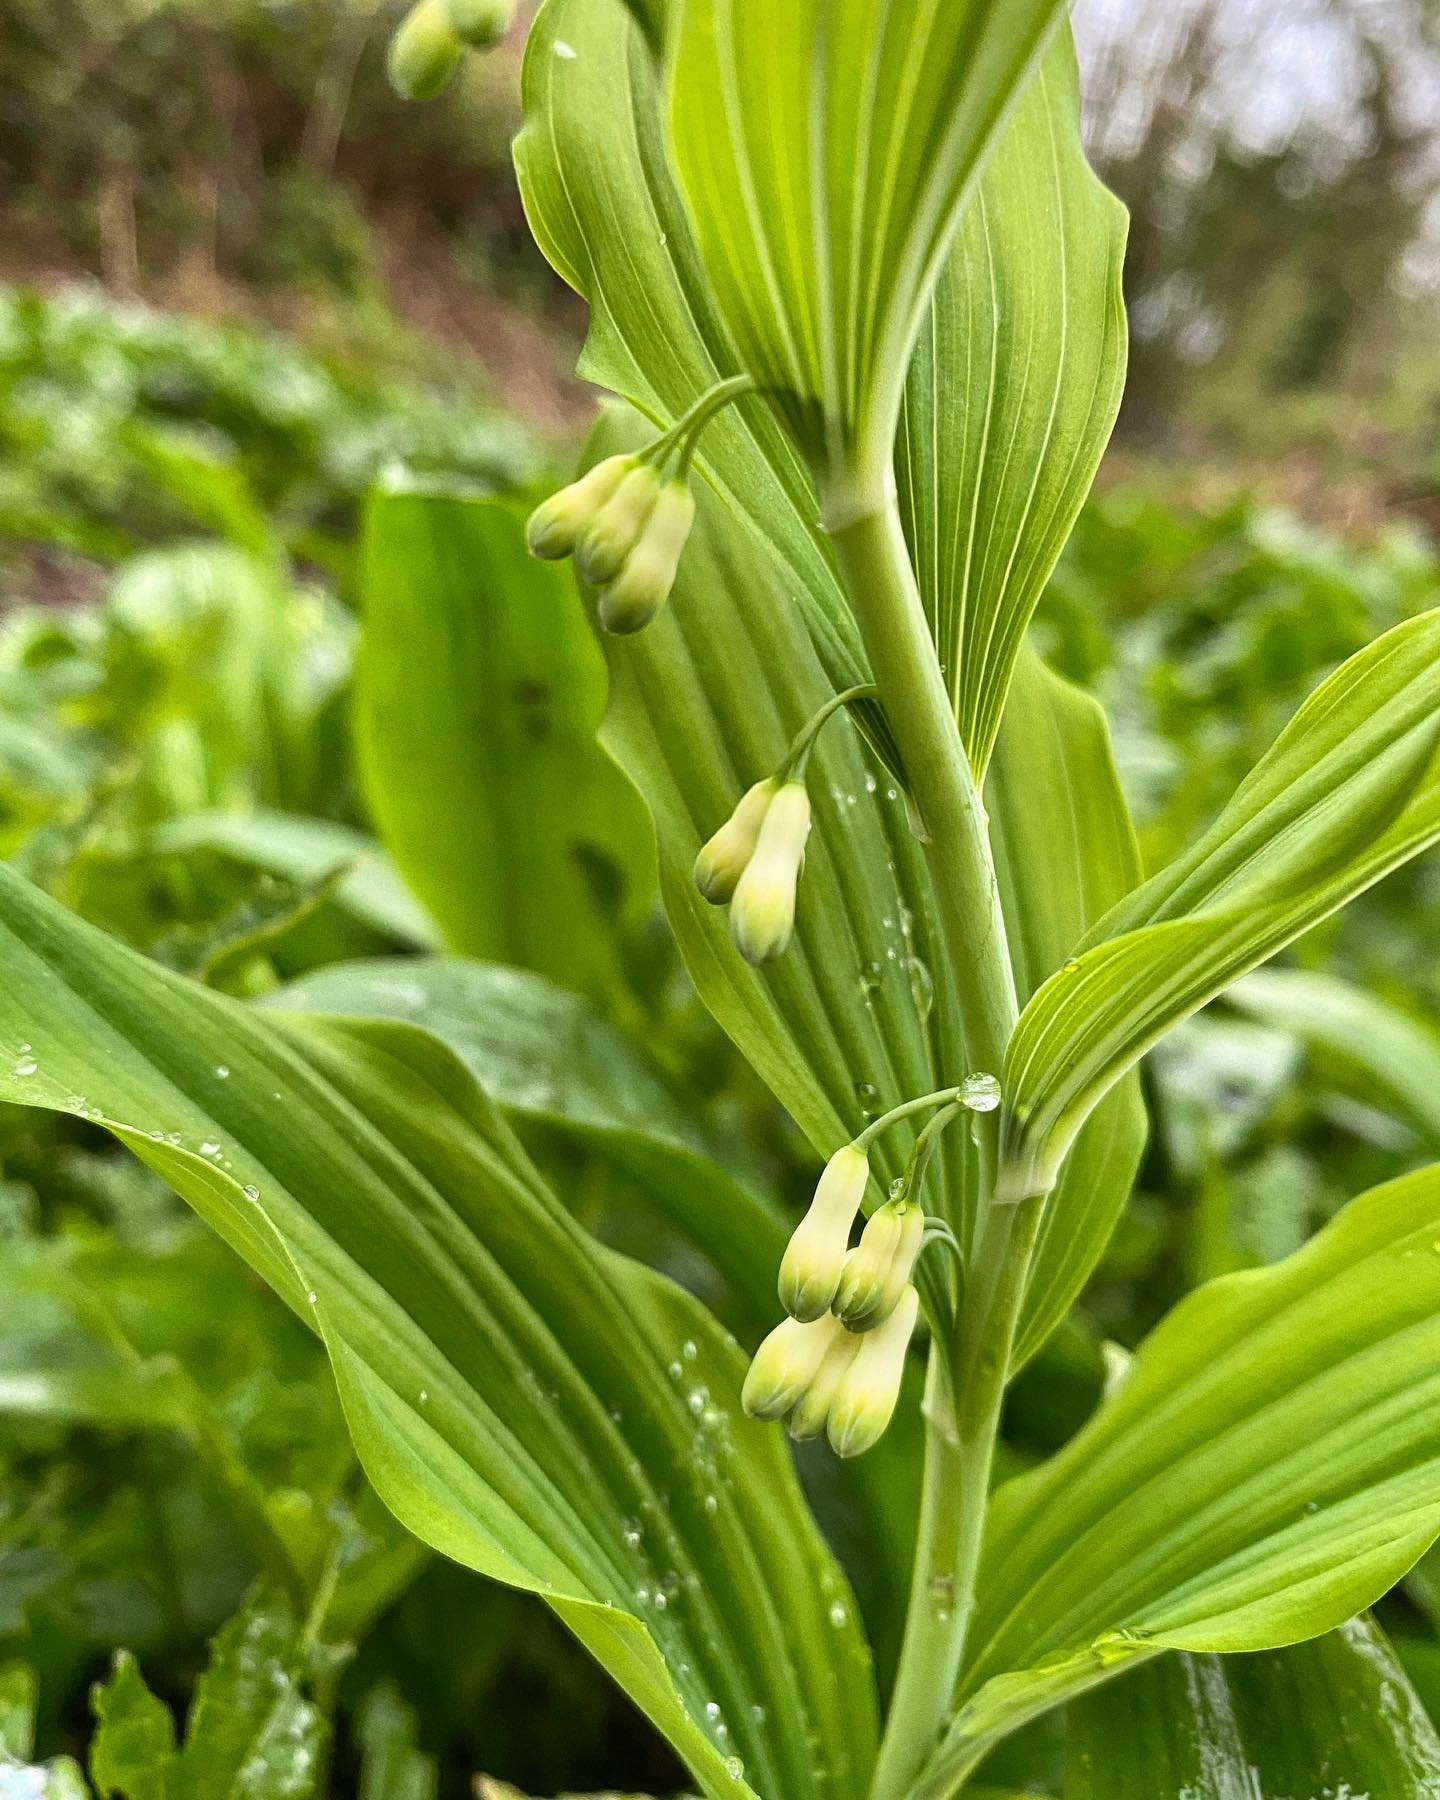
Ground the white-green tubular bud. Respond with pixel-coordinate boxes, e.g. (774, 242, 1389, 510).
(525, 455, 634, 561)
(694, 778, 777, 905)
(575, 463, 662, 586)
(446, 0, 512, 46)
(387, 0, 461, 100)
(786, 1323, 862, 1443)
(778, 1145, 870, 1322)
(729, 780, 811, 965)
(833, 1200, 925, 1332)
(742, 1312, 846, 1422)
(827, 1285, 919, 1459)
(597, 479, 696, 635)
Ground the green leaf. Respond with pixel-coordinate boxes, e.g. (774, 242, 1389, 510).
(0, 1662, 37, 1761)
(90, 1652, 178, 1800)
(355, 1685, 437, 1800)
(987, 653, 1146, 1366)
(142, 812, 438, 950)
(0, 863, 876, 1800)
(897, 33, 1127, 773)
(170, 1587, 322, 1800)
(665, 0, 1066, 485)
(1065, 1618, 1440, 1798)
(922, 1160, 1440, 1788)
(1001, 610, 1440, 1198)
(267, 956, 787, 1338)
(1229, 967, 1440, 1148)
(355, 489, 652, 1000)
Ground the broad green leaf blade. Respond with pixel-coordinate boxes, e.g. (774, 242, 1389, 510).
(145, 810, 439, 949)
(666, 0, 1066, 483)
(988, 652, 1146, 1364)
(1065, 1618, 1440, 1799)
(268, 956, 787, 1338)
(924, 1161, 1440, 1787)
(588, 407, 971, 1223)
(1230, 967, 1440, 1148)
(898, 34, 1127, 773)
(90, 1653, 178, 1800)
(0, 865, 875, 1800)
(1002, 611, 1440, 1198)
(355, 489, 652, 1001)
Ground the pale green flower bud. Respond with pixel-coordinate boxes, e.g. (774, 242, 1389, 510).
(778, 1144, 870, 1322)
(786, 1323, 862, 1443)
(525, 455, 634, 561)
(833, 1200, 925, 1332)
(387, 0, 461, 99)
(729, 781, 811, 965)
(827, 1285, 919, 1458)
(694, 778, 777, 904)
(576, 464, 662, 586)
(742, 1312, 846, 1422)
(446, 0, 512, 46)
(597, 480, 696, 634)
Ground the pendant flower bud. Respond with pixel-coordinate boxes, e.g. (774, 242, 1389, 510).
(597, 479, 697, 635)
(694, 779, 777, 904)
(786, 1323, 862, 1443)
(387, 0, 461, 99)
(834, 1200, 925, 1332)
(779, 1145, 870, 1321)
(742, 1313, 846, 1422)
(827, 1285, 920, 1459)
(526, 455, 635, 561)
(446, 0, 512, 45)
(576, 464, 662, 586)
(729, 781, 812, 965)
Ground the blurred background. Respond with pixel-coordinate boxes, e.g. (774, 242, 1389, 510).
(0, 1, 1438, 1796)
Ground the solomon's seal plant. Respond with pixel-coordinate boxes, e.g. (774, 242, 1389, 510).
(2, 3, 1440, 1798)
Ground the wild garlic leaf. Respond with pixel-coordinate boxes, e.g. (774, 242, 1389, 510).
(355, 489, 653, 1003)
(268, 956, 789, 1340)
(898, 32, 1128, 775)
(666, 0, 1067, 491)
(1002, 609, 1440, 1199)
(921, 1160, 1440, 1791)
(0, 862, 876, 1800)
(1065, 1618, 1440, 1799)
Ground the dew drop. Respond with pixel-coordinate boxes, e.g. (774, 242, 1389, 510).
(553, 36, 577, 57)
(307, 1291, 318, 1306)
(828, 1600, 848, 1627)
(682, 1339, 698, 1361)
(958, 1071, 1001, 1113)
(200, 1141, 222, 1159)
(242, 1184, 260, 1201)
(703, 1494, 718, 1516)
(705, 1701, 723, 1724)
(853, 1080, 880, 1118)
(906, 956, 934, 1023)
(12, 1056, 37, 1078)
(725, 1756, 745, 1781)
(888, 1176, 907, 1200)
(214, 1064, 230, 1080)
(857, 960, 884, 999)
(419, 1389, 429, 1404)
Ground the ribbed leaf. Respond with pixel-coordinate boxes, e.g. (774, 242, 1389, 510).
(1065, 1619, 1440, 1799)
(1230, 967, 1440, 1148)
(1002, 611, 1440, 1199)
(268, 956, 787, 1338)
(666, 0, 1066, 484)
(355, 489, 652, 1001)
(0, 864, 876, 1800)
(988, 653, 1146, 1364)
(918, 1161, 1440, 1790)
(897, 34, 1127, 773)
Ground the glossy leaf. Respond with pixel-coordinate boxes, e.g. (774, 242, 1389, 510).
(666, 0, 1066, 484)
(1230, 966, 1440, 1147)
(0, 863, 876, 1800)
(268, 956, 787, 1338)
(355, 489, 651, 1000)
(897, 34, 1127, 773)
(988, 652, 1146, 1364)
(920, 1160, 1440, 1788)
(1066, 1618, 1440, 1799)
(1002, 610, 1440, 1198)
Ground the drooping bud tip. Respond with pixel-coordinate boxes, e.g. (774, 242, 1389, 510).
(777, 1144, 870, 1322)
(387, 0, 461, 99)
(729, 781, 811, 965)
(596, 479, 695, 634)
(826, 1285, 920, 1458)
(694, 778, 778, 904)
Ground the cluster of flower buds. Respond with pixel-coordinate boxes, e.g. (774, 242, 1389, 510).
(695, 779, 812, 965)
(527, 453, 696, 635)
(387, 0, 513, 100)
(742, 1143, 922, 1456)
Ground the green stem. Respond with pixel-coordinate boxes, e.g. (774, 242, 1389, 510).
(826, 490, 1033, 1800)
(783, 682, 879, 778)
